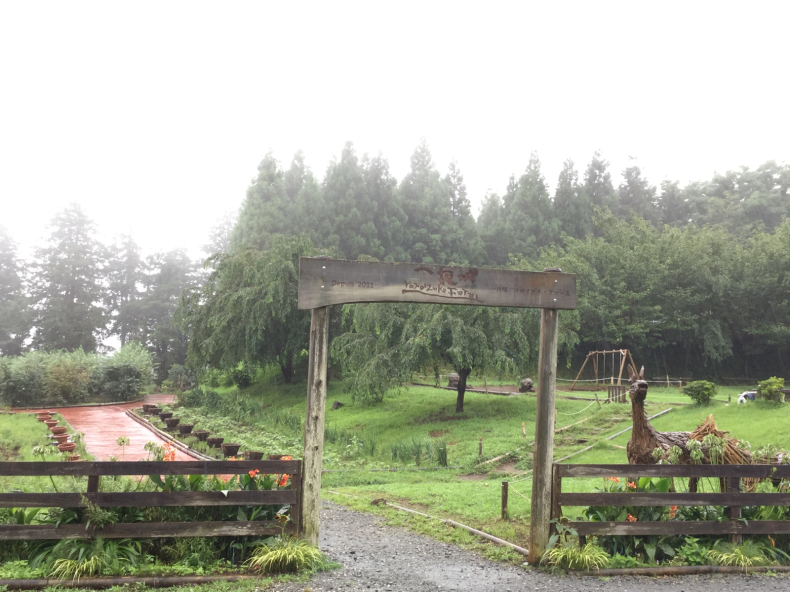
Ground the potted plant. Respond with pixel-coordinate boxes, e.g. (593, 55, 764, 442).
(193, 430, 210, 442)
(159, 412, 173, 421)
(36, 413, 52, 422)
(164, 418, 180, 431)
(178, 424, 194, 435)
(44, 420, 59, 429)
(53, 434, 70, 445)
(207, 437, 224, 448)
(221, 443, 241, 457)
(57, 442, 76, 453)
(50, 426, 68, 435)
(244, 451, 264, 461)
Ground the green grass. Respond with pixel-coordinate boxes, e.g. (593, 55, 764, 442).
(0, 412, 93, 493)
(171, 374, 782, 553)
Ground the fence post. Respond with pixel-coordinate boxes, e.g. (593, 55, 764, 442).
(528, 303, 559, 564)
(501, 481, 509, 520)
(727, 476, 742, 545)
(550, 463, 562, 533)
(301, 306, 330, 546)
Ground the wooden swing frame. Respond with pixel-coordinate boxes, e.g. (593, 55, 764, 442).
(569, 349, 637, 391)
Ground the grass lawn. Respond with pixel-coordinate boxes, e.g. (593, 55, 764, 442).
(169, 373, 771, 551)
(0, 412, 92, 493)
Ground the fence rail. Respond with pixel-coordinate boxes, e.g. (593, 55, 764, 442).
(0, 460, 302, 540)
(553, 463, 790, 545)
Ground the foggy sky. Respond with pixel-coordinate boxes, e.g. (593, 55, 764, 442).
(1, 1, 788, 258)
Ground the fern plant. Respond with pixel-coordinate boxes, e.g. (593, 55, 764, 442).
(706, 540, 781, 572)
(542, 542, 610, 570)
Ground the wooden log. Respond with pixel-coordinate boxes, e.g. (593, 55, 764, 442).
(302, 306, 329, 546)
(558, 463, 790, 479)
(569, 352, 591, 391)
(528, 302, 559, 564)
(0, 490, 297, 508)
(501, 481, 508, 520)
(0, 520, 295, 540)
(0, 460, 300, 477)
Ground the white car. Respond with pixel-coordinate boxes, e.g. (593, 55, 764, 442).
(737, 391, 757, 404)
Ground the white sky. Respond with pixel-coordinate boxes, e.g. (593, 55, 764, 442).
(1, 1, 788, 260)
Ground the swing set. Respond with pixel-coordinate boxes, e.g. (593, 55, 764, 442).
(569, 349, 637, 391)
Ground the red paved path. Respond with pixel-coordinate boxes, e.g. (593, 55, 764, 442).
(45, 395, 195, 461)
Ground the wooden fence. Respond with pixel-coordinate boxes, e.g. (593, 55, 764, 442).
(0, 460, 301, 540)
(552, 463, 790, 545)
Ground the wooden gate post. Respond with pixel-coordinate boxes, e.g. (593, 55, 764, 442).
(301, 306, 330, 546)
(528, 303, 560, 563)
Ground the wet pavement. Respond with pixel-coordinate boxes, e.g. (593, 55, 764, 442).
(31, 395, 196, 461)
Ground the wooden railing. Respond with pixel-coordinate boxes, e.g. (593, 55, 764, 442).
(0, 460, 301, 540)
(553, 463, 790, 544)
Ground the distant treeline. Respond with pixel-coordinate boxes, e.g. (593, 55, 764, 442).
(2, 140, 789, 384)
(227, 141, 790, 380)
(0, 207, 203, 385)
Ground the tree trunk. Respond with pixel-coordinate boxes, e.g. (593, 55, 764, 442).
(280, 360, 294, 384)
(455, 368, 471, 413)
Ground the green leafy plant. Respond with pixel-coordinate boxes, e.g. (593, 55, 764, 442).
(705, 540, 779, 571)
(542, 542, 610, 570)
(757, 377, 785, 403)
(683, 381, 717, 405)
(244, 537, 327, 574)
(116, 435, 130, 461)
(675, 536, 711, 566)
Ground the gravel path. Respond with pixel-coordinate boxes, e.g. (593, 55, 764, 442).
(269, 501, 790, 592)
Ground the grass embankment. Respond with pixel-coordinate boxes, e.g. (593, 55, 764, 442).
(0, 412, 92, 493)
(173, 374, 762, 553)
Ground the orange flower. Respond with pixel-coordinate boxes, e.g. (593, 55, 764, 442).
(221, 474, 232, 483)
(248, 469, 260, 478)
(626, 514, 637, 522)
(627, 481, 637, 489)
(281, 455, 293, 461)
(278, 474, 289, 487)
(607, 477, 620, 483)
(669, 505, 677, 519)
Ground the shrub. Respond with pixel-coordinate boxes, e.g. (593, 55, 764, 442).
(757, 376, 785, 403)
(542, 542, 610, 570)
(230, 366, 252, 388)
(682, 381, 717, 405)
(705, 540, 779, 570)
(244, 537, 326, 574)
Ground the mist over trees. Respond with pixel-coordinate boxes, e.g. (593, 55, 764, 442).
(1, 141, 789, 396)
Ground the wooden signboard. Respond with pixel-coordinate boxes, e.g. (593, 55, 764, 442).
(298, 258, 576, 310)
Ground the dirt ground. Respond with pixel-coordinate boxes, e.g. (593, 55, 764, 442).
(269, 501, 790, 592)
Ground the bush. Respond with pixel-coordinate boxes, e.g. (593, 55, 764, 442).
(244, 538, 327, 574)
(682, 381, 717, 405)
(0, 345, 154, 407)
(757, 376, 785, 403)
(230, 366, 252, 388)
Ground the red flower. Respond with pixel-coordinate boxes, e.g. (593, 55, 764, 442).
(669, 505, 677, 519)
(278, 474, 289, 487)
(607, 477, 620, 483)
(626, 514, 637, 522)
(281, 455, 293, 461)
(248, 469, 260, 478)
(627, 481, 637, 489)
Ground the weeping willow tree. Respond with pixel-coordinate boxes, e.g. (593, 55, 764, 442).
(177, 235, 319, 383)
(332, 301, 579, 412)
